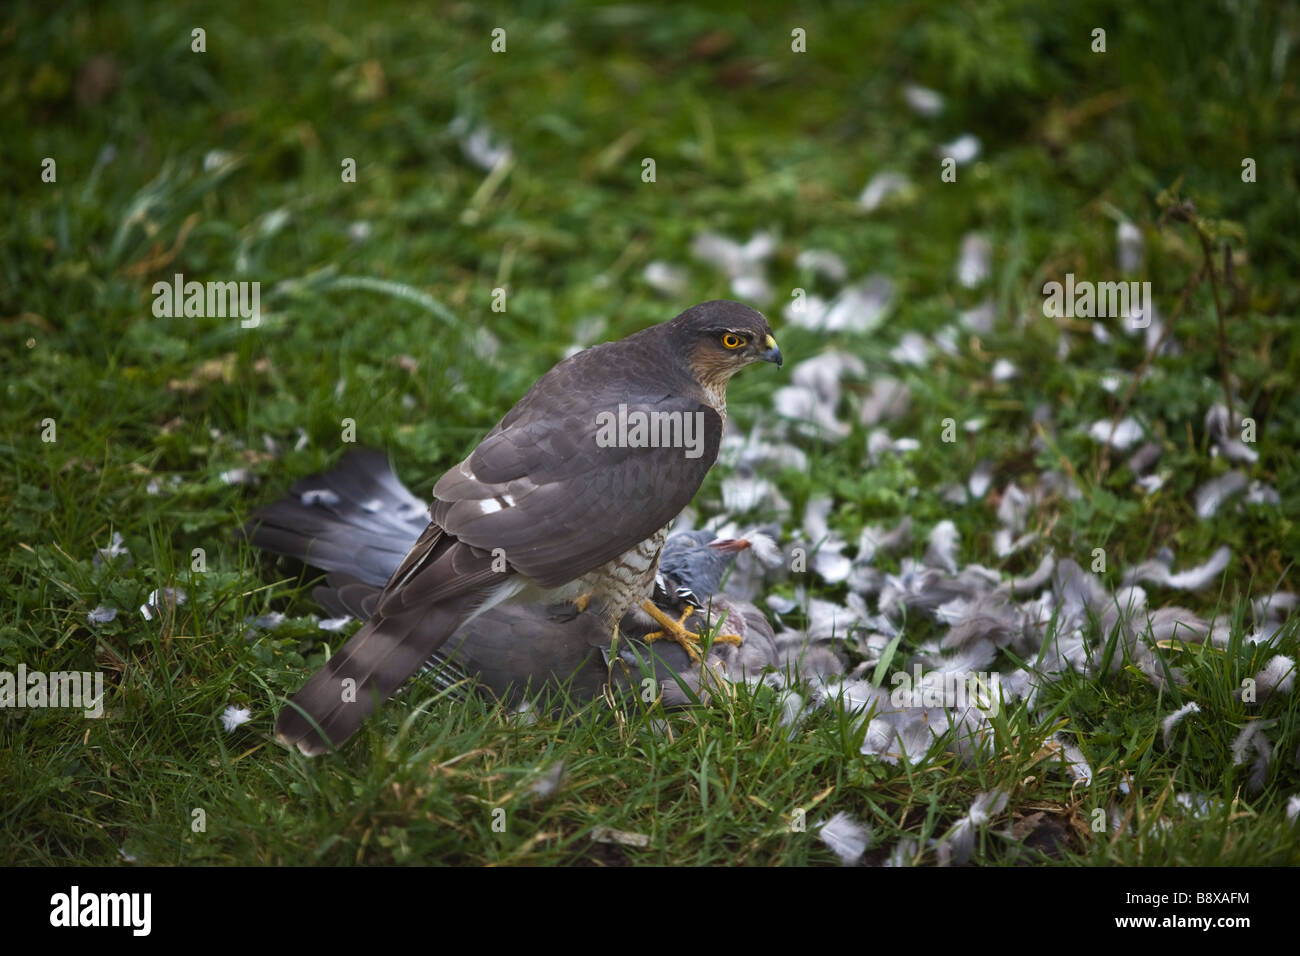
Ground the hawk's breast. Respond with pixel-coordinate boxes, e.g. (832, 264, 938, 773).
(575, 524, 670, 622)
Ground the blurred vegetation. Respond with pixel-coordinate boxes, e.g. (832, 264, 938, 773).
(2, 0, 1297, 865)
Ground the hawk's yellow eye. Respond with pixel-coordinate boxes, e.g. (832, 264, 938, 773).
(721, 333, 745, 349)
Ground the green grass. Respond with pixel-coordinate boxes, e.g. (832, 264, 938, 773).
(3, 0, 1298, 865)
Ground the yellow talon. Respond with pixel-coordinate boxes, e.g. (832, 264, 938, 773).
(573, 592, 593, 613)
(640, 600, 744, 663)
(643, 602, 701, 662)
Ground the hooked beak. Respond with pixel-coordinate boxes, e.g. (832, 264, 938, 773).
(759, 333, 783, 368)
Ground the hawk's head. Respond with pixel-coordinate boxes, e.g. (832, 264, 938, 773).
(671, 300, 783, 393)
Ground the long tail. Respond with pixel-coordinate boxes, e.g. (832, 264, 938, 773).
(245, 451, 519, 755)
(274, 522, 521, 755)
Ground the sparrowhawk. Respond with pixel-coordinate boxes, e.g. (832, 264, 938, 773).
(251, 300, 782, 755)
(247, 455, 809, 709)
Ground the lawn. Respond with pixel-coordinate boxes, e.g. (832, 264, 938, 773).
(3, 0, 1298, 865)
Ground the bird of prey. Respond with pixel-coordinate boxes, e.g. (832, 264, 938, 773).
(246, 455, 776, 706)
(249, 300, 782, 755)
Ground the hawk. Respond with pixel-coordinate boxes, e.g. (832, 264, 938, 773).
(248, 459, 795, 709)
(256, 300, 781, 755)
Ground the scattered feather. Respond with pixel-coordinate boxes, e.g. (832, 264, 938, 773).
(448, 117, 511, 170)
(859, 171, 910, 212)
(1204, 404, 1259, 464)
(924, 521, 961, 573)
(890, 331, 930, 366)
(773, 385, 851, 439)
(812, 547, 852, 585)
(933, 324, 960, 356)
(1088, 417, 1144, 450)
(1055, 737, 1093, 785)
(1009, 554, 1055, 595)
(720, 474, 791, 515)
(140, 587, 186, 621)
(818, 812, 872, 865)
(527, 762, 565, 800)
(94, 531, 129, 566)
(721, 428, 809, 472)
(956, 233, 992, 287)
(993, 528, 1039, 559)
(1124, 546, 1231, 590)
(250, 611, 286, 631)
(1253, 592, 1297, 623)
(858, 376, 911, 427)
(1136, 474, 1165, 494)
(1126, 441, 1162, 474)
(902, 84, 944, 116)
(766, 594, 798, 615)
(1230, 721, 1268, 767)
(691, 232, 747, 274)
(1252, 656, 1296, 701)
(783, 292, 829, 330)
(1161, 702, 1200, 748)
(1249, 734, 1273, 792)
(795, 248, 848, 282)
(938, 134, 981, 164)
(885, 837, 919, 867)
(791, 351, 864, 408)
(860, 718, 898, 759)
(642, 261, 687, 297)
(731, 272, 772, 303)
(220, 705, 251, 733)
(968, 460, 994, 500)
(203, 149, 234, 173)
(220, 468, 257, 486)
(941, 592, 1020, 649)
(1173, 792, 1218, 818)
(803, 598, 862, 642)
(1143, 607, 1210, 644)
(777, 689, 807, 735)
(818, 276, 894, 333)
(996, 484, 1032, 531)
(87, 605, 118, 625)
(691, 230, 775, 305)
(857, 518, 913, 563)
(1116, 221, 1143, 273)
(1244, 480, 1280, 507)
(959, 300, 996, 333)
(942, 790, 1009, 865)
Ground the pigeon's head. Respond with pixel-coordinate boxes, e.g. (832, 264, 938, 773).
(672, 300, 783, 389)
(656, 530, 750, 607)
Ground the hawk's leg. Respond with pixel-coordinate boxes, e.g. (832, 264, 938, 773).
(572, 592, 593, 613)
(640, 599, 742, 663)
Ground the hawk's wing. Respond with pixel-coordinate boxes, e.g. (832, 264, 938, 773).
(432, 388, 723, 588)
